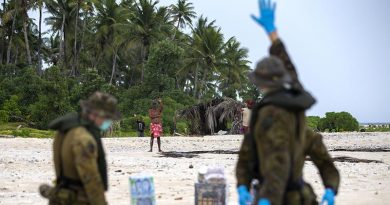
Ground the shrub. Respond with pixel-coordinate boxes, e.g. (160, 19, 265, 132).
(176, 121, 189, 135)
(318, 112, 359, 132)
(0, 110, 9, 123)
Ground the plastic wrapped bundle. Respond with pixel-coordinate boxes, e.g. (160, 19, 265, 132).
(129, 173, 156, 205)
(195, 166, 228, 205)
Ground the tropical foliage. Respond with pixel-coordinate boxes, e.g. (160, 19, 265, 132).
(0, 0, 254, 136)
(307, 112, 359, 132)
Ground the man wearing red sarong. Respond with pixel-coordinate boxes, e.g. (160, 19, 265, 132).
(148, 98, 163, 152)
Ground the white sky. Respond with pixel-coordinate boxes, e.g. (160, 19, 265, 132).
(29, 0, 390, 123)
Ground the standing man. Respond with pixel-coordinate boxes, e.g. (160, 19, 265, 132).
(136, 117, 146, 137)
(235, 1, 340, 205)
(39, 91, 120, 205)
(148, 98, 163, 152)
(242, 99, 255, 134)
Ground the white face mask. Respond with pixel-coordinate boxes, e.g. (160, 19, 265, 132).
(99, 120, 113, 131)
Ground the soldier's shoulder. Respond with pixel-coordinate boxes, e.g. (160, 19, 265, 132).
(67, 126, 95, 144)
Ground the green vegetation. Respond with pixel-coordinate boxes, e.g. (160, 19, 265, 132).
(0, 123, 54, 138)
(0, 0, 260, 137)
(307, 112, 359, 132)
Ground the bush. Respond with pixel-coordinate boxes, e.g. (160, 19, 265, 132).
(176, 121, 189, 135)
(318, 112, 359, 132)
(0, 110, 9, 123)
(12, 129, 31, 137)
(306, 116, 321, 131)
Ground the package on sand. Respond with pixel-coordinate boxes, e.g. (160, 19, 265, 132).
(195, 166, 228, 205)
(129, 173, 156, 205)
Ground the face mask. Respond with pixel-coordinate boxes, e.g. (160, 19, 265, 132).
(99, 120, 113, 131)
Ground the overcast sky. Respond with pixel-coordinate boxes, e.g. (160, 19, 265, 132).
(30, 0, 390, 123)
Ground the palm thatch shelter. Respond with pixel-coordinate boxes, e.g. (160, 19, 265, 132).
(176, 97, 244, 135)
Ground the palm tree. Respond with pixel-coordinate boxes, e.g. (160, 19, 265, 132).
(94, 0, 130, 85)
(219, 37, 250, 98)
(130, 0, 173, 82)
(170, 0, 196, 39)
(0, 0, 6, 64)
(45, 0, 75, 70)
(21, 0, 32, 66)
(71, 0, 80, 76)
(181, 16, 224, 100)
(5, 0, 19, 64)
(31, 0, 45, 74)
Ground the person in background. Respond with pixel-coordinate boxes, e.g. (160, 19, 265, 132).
(136, 116, 146, 137)
(242, 99, 255, 134)
(148, 98, 163, 152)
(235, 1, 340, 205)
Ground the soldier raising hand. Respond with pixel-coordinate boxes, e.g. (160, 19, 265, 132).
(235, 1, 340, 205)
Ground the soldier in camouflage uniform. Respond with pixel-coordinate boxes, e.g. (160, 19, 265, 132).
(39, 91, 121, 205)
(235, 1, 340, 205)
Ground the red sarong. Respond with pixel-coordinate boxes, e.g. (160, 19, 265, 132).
(150, 123, 162, 137)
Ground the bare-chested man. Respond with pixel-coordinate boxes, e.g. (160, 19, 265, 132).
(148, 98, 163, 152)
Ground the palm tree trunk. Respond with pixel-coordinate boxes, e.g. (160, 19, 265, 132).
(198, 69, 207, 100)
(78, 10, 88, 69)
(193, 63, 199, 98)
(110, 51, 117, 85)
(6, 7, 17, 64)
(71, 2, 79, 76)
(59, 13, 66, 68)
(14, 47, 18, 64)
(37, 3, 42, 75)
(172, 19, 180, 40)
(23, 19, 32, 66)
(21, 0, 32, 66)
(140, 44, 145, 82)
(0, 0, 4, 64)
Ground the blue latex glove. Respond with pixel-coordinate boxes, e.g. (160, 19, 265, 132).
(258, 198, 271, 205)
(321, 188, 335, 205)
(251, 0, 277, 34)
(237, 185, 253, 205)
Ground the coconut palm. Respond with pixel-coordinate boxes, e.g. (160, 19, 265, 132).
(219, 37, 250, 98)
(21, 0, 32, 65)
(94, 0, 131, 84)
(45, 0, 75, 70)
(170, 0, 196, 39)
(178, 16, 216, 98)
(31, 0, 46, 74)
(190, 17, 225, 100)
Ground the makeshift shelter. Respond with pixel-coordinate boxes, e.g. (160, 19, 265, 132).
(176, 97, 244, 135)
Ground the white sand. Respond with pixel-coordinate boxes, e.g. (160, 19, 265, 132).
(1, 132, 390, 205)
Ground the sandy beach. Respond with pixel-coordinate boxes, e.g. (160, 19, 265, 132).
(1, 132, 390, 205)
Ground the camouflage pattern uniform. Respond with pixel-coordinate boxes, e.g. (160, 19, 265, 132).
(40, 92, 120, 205)
(235, 40, 340, 205)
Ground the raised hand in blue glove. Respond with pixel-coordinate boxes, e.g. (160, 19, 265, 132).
(251, 0, 277, 34)
(321, 188, 335, 205)
(258, 198, 271, 205)
(237, 185, 253, 205)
